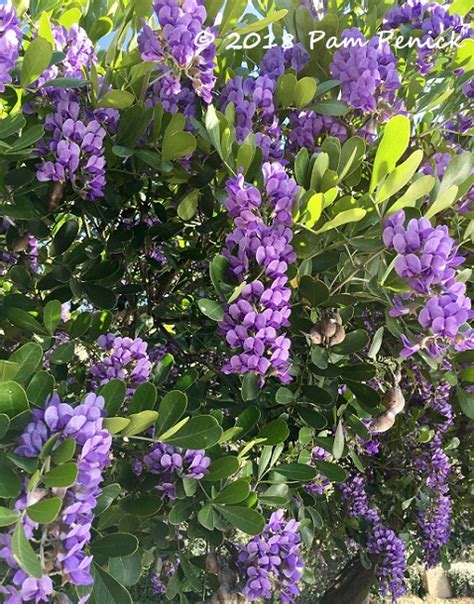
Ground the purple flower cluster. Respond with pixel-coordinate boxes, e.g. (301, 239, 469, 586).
(367, 524, 408, 601)
(36, 24, 95, 88)
(330, 28, 401, 114)
(383, 210, 472, 357)
(220, 46, 308, 161)
(219, 163, 298, 383)
(138, 0, 216, 107)
(0, 394, 111, 599)
(238, 510, 304, 603)
(141, 442, 210, 499)
(339, 473, 380, 523)
(36, 91, 106, 200)
(150, 557, 178, 595)
(383, 0, 472, 74)
(306, 446, 331, 496)
(0, 2, 20, 92)
(287, 110, 347, 154)
(462, 78, 474, 99)
(90, 333, 151, 396)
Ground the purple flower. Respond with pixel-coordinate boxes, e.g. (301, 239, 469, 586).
(3, 393, 112, 593)
(368, 524, 407, 600)
(462, 78, 474, 98)
(138, 0, 216, 104)
(287, 110, 347, 153)
(306, 446, 331, 495)
(238, 510, 304, 603)
(89, 333, 152, 396)
(143, 442, 210, 499)
(339, 473, 380, 523)
(330, 28, 401, 114)
(0, 2, 20, 92)
(219, 164, 298, 383)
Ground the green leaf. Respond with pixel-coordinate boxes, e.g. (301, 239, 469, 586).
(315, 208, 366, 234)
(40, 76, 90, 89)
(27, 497, 62, 523)
(460, 366, 474, 383)
(0, 506, 20, 526)
(21, 37, 53, 87)
(9, 342, 43, 383)
(210, 255, 229, 298)
(370, 115, 411, 192)
(121, 495, 161, 516)
(298, 406, 327, 429)
(314, 459, 347, 482)
(303, 192, 324, 228)
(367, 326, 384, 359)
(128, 382, 157, 414)
(332, 421, 345, 460)
(43, 462, 78, 488)
(197, 504, 216, 530)
(0, 113, 26, 139)
(273, 463, 316, 481)
(52, 437, 76, 464)
(0, 414, 10, 440)
(94, 483, 121, 516)
(91, 533, 139, 558)
(219, 0, 247, 35)
(0, 462, 21, 497)
(84, 285, 117, 310)
(99, 379, 126, 416)
(92, 563, 133, 604)
(295, 77, 317, 108)
(457, 387, 474, 419)
(26, 371, 54, 406)
(162, 415, 222, 449)
(232, 406, 261, 440)
(213, 479, 250, 504)
(97, 90, 135, 109)
(43, 300, 61, 335)
(108, 552, 142, 587)
(386, 175, 435, 216)
(311, 99, 349, 116)
(234, 9, 287, 35)
(162, 121, 196, 160)
(257, 419, 289, 445)
(204, 456, 240, 481)
(121, 411, 159, 437)
(338, 136, 365, 181)
(12, 522, 43, 579)
(103, 417, 130, 434)
(70, 312, 92, 338)
(177, 190, 199, 221)
(241, 372, 259, 401)
(275, 387, 293, 405)
(0, 361, 20, 383)
(197, 298, 224, 321)
(330, 329, 369, 355)
(299, 277, 330, 307)
(0, 382, 29, 417)
(49, 341, 75, 365)
(10, 125, 45, 151)
(376, 150, 424, 203)
(216, 506, 265, 535)
(155, 390, 188, 437)
(89, 16, 113, 42)
(169, 499, 193, 525)
(52, 220, 79, 255)
(7, 308, 48, 335)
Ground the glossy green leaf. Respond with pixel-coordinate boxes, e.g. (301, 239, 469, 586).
(91, 563, 133, 604)
(128, 382, 157, 414)
(0, 506, 20, 526)
(0, 382, 29, 417)
(26, 371, 55, 406)
(315, 208, 366, 234)
(9, 342, 43, 383)
(213, 479, 250, 504)
(27, 497, 62, 524)
(43, 462, 78, 488)
(12, 522, 43, 579)
(370, 115, 411, 192)
(120, 411, 159, 437)
(216, 506, 265, 535)
(162, 415, 222, 449)
(273, 463, 316, 481)
(257, 419, 289, 445)
(204, 456, 240, 481)
(0, 361, 19, 383)
(99, 379, 126, 416)
(155, 390, 188, 437)
(97, 90, 135, 109)
(91, 533, 139, 558)
(197, 298, 224, 321)
(21, 37, 53, 86)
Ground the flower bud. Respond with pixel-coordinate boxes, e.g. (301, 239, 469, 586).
(319, 317, 338, 339)
(371, 411, 396, 433)
(382, 387, 405, 415)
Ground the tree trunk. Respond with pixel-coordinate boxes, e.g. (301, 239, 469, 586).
(319, 557, 376, 604)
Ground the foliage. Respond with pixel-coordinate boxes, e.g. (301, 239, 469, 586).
(0, 0, 472, 602)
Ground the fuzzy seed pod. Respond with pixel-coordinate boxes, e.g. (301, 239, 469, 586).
(211, 588, 238, 604)
(219, 568, 237, 589)
(12, 234, 30, 252)
(371, 411, 396, 433)
(319, 317, 338, 339)
(206, 552, 219, 573)
(328, 324, 346, 347)
(382, 387, 405, 415)
(309, 325, 323, 345)
(47, 181, 65, 212)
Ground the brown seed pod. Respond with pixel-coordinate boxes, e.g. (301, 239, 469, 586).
(206, 552, 219, 573)
(319, 316, 338, 339)
(47, 181, 65, 212)
(219, 568, 237, 589)
(211, 589, 239, 604)
(11, 234, 30, 252)
(371, 411, 396, 433)
(309, 324, 323, 345)
(328, 324, 346, 347)
(382, 387, 405, 415)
